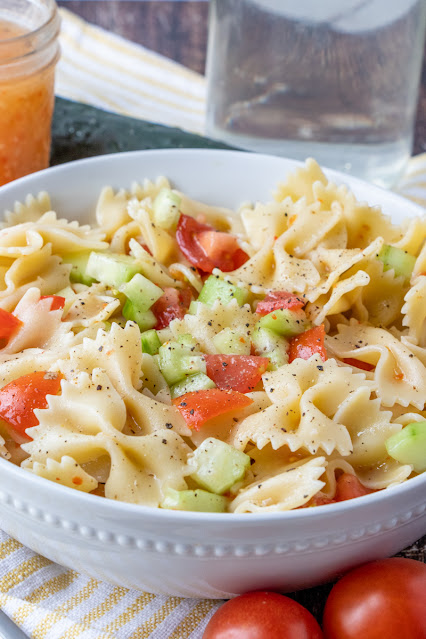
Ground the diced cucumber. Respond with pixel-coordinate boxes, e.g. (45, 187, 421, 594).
(252, 326, 289, 370)
(198, 275, 248, 307)
(152, 188, 181, 230)
(158, 341, 206, 386)
(170, 373, 216, 399)
(120, 273, 163, 311)
(378, 245, 416, 280)
(122, 300, 156, 331)
(86, 252, 141, 288)
(213, 327, 251, 355)
(257, 308, 308, 338)
(56, 285, 77, 315)
(188, 300, 201, 315)
(160, 488, 228, 513)
(189, 437, 251, 495)
(141, 329, 161, 355)
(176, 334, 197, 349)
(385, 420, 426, 472)
(62, 252, 95, 286)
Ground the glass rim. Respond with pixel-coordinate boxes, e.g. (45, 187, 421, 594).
(0, 0, 60, 65)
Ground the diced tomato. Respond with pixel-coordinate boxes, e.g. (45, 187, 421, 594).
(343, 358, 375, 372)
(0, 371, 63, 441)
(40, 295, 66, 311)
(335, 473, 372, 501)
(151, 287, 192, 330)
(205, 354, 269, 393)
(196, 230, 249, 272)
(302, 492, 336, 508)
(0, 308, 22, 346)
(288, 325, 327, 363)
(255, 291, 305, 316)
(175, 214, 248, 273)
(172, 389, 253, 430)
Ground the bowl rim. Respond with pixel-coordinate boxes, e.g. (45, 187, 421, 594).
(0, 147, 425, 524)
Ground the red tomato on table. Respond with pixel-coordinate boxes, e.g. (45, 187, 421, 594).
(0, 307, 22, 345)
(0, 371, 63, 441)
(172, 389, 253, 430)
(323, 558, 426, 639)
(203, 591, 323, 639)
(205, 354, 269, 393)
(255, 291, 305, 316)
(288, 325, 327, 363)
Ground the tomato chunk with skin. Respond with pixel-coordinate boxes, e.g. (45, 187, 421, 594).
(196, 230, 249, 272)
(152, 287, 192, 330)
(255, 291, 305, 316)
(288, 325, 327, 363)
(343, 358, 375, 372)
(175, 214, 248, 273)
(0, 371, 63, 441)
(335, 473, 372, 501)
(172, 389, 253, 430)
(40, 295, 66, 311)
(205, 354, 269, 393)
(0, 308, 22, 345)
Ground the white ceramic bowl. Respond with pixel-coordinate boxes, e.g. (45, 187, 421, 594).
(0, 149, 425, 598)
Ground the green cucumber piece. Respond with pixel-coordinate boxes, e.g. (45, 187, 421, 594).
(170, 373, 216, 399)
(189, 437, 251, 495)
(385, 420, 426, 472)
(152, 188, 181, 230)
(86, 252, 141, 288)
(378, 245, 416, 280)
(122, 300, 156, 331)
(252, 326, 289, 370)
(120, 273, 163, 311)
(257, 308, 308, 338)
(213, 327, 251, 355)
(62, 252, 95, 286)
(176, 334, 197, 349)
(141, 329, 161, 355)
(160, 488, 228, 513)
(158, 341, 206, 386)
(56, 285, 77, 315)
(198, 275, 248, 307)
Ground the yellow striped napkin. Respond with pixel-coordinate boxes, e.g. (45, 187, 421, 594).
(0, 8, 425, 639)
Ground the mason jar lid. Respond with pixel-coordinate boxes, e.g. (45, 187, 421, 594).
(0, 0, 60, 79)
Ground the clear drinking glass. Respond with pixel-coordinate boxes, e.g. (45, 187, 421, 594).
(205, 0, 426, 187)
(0, 0, 60, 186)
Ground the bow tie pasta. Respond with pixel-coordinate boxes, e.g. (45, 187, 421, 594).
(0, 159, 425, 513)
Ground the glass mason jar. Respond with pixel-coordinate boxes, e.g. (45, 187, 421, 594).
(205, 0, 426, 187)
(0, 0, 60, 186)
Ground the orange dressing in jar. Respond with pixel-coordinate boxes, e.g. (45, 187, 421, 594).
(0, 1, 60, 186)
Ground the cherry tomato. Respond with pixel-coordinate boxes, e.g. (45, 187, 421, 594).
(205, 354, 269, 393)
(0, 371, 63, 441)
(203, 591, 323, 639)
(151, 287, 192, 330)
(40, 295, 66, 311)
(323, 558, 426, 639)
(288, 325, 327, 363)
(176, 214, 248, 273)
(0, 307, 22, 345)
(342, 358, 375, 372)
(255, 291, 305, 316)
(172, 389, 253, 430)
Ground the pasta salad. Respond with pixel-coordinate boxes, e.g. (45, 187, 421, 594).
(0, 159, 425, 513)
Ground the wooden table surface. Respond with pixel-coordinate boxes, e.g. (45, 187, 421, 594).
(56, 0, 426, 621)
(59, 0, 426, 154)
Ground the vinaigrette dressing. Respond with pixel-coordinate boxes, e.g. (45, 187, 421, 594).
(0, 11, 59, 186)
